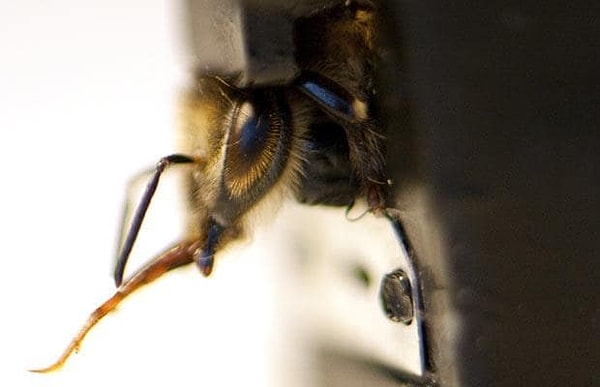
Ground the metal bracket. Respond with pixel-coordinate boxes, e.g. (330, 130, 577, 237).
(265, 202, 427, 378)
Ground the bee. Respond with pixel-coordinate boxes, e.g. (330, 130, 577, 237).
(33, 0, 390, 372)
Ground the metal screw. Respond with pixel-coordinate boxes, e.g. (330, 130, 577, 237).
(380, 269, 414, 324)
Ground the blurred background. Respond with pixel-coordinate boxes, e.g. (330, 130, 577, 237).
(0, 1, 283, 386)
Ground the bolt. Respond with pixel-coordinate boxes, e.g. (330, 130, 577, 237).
(380, 269, 414, 324)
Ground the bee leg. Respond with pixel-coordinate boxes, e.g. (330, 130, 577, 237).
(114, 154, 198, 287)
(296, 71, 361, 123)
(30, 240, 198, 373)
(345, 119, 388, 214)
(296, 73, 388, 213)
(366, 185, 387, 215)
(196, 218, 225, 276)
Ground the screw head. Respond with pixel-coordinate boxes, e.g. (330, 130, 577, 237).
(380, 269, 414, 324)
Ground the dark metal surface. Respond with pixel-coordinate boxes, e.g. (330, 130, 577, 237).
(184, 0, 599, 385)
(382, 1, 600, 386)
(380, 269, 414, 325)
(183, 0, 343, 86)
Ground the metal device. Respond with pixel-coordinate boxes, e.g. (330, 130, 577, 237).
(183, 1, 600, 386)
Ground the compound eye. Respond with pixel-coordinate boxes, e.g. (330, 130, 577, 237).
(231, 101, 269, 163)
(224, 95, 285, 198)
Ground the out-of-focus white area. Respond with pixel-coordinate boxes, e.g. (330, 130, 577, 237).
(0, 1, 281, 386)
(270, 203, 425, 378)
(0, 2, 424, 386)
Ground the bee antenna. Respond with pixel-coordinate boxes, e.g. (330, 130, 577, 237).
(113, 154, 196, 287)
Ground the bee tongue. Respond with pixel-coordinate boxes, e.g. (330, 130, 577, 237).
(197, 218, 225, 276)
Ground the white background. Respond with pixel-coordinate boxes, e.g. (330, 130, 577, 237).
(0, 1, 282, 386)
(0, 2, 426, 386)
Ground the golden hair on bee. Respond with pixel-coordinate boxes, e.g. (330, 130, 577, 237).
(32, 1, 390, 373)
(178, 76, 314, 247)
